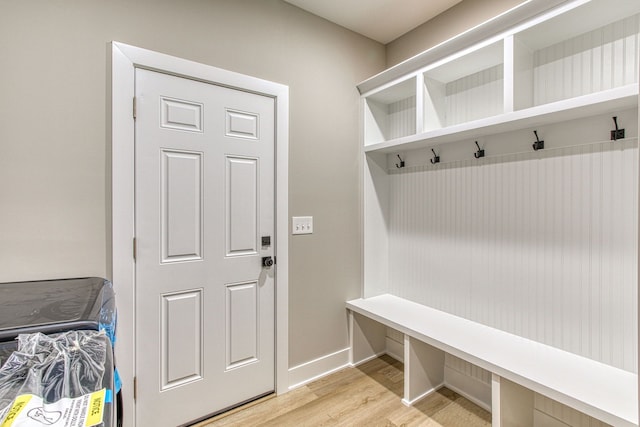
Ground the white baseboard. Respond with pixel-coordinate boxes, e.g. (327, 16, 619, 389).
(385, 336, 404, 362)
(350, 350, 386, 368)
(444, 366, 492, 412)
(288, 347, 350, 390)
(401, 383, 445, 406)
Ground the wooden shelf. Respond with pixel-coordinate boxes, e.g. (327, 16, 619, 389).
(364, 83, 638, 153)
(361, 0, 640, 153)
(348, 294, 638, 427)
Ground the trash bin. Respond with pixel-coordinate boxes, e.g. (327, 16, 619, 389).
(0, 278, 120, 427)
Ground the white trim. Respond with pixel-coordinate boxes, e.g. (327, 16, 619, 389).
(357, 0, 570, 94)
(444, 367, 493, 412)
(287, 348, 350, 390)
(384, 336, 404, 362)
(110, 42, 289, 427)
(401, 383, 444, 407)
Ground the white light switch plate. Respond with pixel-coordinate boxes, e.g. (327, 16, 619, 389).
(292, 216, 313, 235)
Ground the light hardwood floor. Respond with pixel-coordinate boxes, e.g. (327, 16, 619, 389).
(195, 355, 491, 426)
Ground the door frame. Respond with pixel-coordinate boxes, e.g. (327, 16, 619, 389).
(109, 41, 289, 427)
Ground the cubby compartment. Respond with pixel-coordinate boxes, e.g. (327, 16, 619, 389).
(422, 41, 504, 131)
(512, 0, 640, 110)
(363, 77, 416, 146)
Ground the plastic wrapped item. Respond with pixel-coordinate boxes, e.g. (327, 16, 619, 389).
(0, 331, 114, 427)
(0, 278, 116, 343)
(0, 341, 16, 370)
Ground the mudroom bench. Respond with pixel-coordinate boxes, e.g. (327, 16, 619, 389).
(347, 294, 637, 427)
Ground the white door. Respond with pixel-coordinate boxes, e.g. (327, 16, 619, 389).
(134, 68, 275, 427)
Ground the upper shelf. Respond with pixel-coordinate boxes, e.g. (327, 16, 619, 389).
(361, 0, 640, 153)
(364, 83, 638, 153)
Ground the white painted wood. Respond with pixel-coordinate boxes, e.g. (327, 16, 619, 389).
(225, 157, 258, 256)
(347, 294, 638, 427)
(526, 14, 639, 107)
(111, 42, 289, 427)
(348, 310, 386, 366)
(287, 347, 350, 390)
(109, 44, 136, 426)
(135, 68, 276, 426)
(364, 77, 416, 145)
(161, 150, 203, 262)
(511, 35, 535, 111)
(226, 282, 258, 368)
(357, 0, 568, 95)
(364, 83, 638, 153)
(402, 335, 445, 406)
(444, 353, 492, 408)
(492, 374, 502, 427)
(533, 410, 573, 427)
(363, 152, 390, 298)
(385, 336, 404, 362)
(359, 0, 640, 95)
(225, 110, 259, 140)
(444, 365, 492, 411)
(415, 73, 425, 138)
(361, 0, 640, 154)
(388, 96, 416, 140)
(161, 290, 203, 389)
(385, 326, 404, 362)
(534, 393, 611, 427)
(160, 97, 203, 133)
(445, 64, 504, 126)
(445, 354, 491, 386)
(386, 139, 638, 372)
(422, 76, 446, 132)
(501, 378, 534, 427)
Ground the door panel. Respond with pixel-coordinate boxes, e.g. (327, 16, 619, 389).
(135, 68, 275, 427)
(161, 97, 204, 132)
(226, 156, 259, 256)
(225, 109, 259, 139)
(161, 150, 203, 262)
(226, 281, 258, 369)
(161, 289, 203, 389)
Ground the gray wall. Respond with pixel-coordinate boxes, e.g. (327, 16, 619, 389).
(386, 0, 525, 67)
(0, 0, 384, 368)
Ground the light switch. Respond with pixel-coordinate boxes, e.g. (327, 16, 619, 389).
(292, 216, 313, 235)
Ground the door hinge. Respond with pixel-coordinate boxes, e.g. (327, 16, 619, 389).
(133, 237, 137, 260)
(133, 376, 137, 401)
(133, 97, 137, 119)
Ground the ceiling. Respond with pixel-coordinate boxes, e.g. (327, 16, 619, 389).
(283, 0, 463, 44)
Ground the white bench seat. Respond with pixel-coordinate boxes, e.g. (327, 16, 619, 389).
(347, 294, 637, 427)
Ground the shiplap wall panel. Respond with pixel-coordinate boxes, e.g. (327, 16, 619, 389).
(533, 14, 639, 106)
(388, 140, 637, 372)
(444, 65, 504, 126)
(445, 354, 491, 385)
(388, 96, 416, 140)
(534, 393, 611, 427)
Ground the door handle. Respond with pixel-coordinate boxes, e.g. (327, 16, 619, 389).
(262, 256, 274, 268)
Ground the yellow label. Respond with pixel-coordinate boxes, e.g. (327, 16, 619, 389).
(1, 395, 32, 427)
(84, 389, 105, 427)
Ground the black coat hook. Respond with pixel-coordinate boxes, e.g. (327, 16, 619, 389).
(395, 154, 405, 168)
(430, 149, 440, 164)
(532, 130, 544, 151)
(611, 116, 625, 140)
(474, 141, 485, 159)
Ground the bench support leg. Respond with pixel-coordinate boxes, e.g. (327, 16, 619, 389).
(348, 310, 386, 366)
(497, 376, 534, 426)
(402, 335, 445, 406)
(492, 373, 501, 427)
